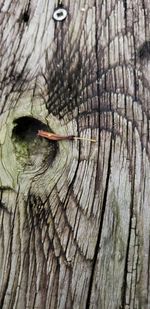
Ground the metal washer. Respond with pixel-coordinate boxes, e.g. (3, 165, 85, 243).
(53, 7, 67, 21)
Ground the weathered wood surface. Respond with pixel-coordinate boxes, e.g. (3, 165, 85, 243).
(0, 0, 150, 308)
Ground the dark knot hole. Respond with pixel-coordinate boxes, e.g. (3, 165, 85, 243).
(22, 11, 29, 23)
(12, 116, 58, 169)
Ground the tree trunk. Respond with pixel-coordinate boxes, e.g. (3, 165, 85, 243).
(0, 0, 150, 308)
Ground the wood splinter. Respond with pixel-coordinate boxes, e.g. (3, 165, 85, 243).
(37, 130, 97, 143)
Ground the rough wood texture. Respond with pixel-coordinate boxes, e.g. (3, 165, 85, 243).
(0, 0, 150, 308)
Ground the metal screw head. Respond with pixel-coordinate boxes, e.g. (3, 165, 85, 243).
(53, 7, 67, 21)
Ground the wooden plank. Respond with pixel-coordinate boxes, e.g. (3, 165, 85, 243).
(0, 0, 150, 308)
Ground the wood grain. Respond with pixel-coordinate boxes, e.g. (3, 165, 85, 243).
(0, 0, 150, 308)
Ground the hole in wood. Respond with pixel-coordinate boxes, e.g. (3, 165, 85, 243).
(138, 41, 150, 59)
(22, 11, 29, 23)
(12, 117, 58, 169)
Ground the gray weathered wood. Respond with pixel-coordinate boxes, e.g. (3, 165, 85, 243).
(0, 0, 150, 308)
